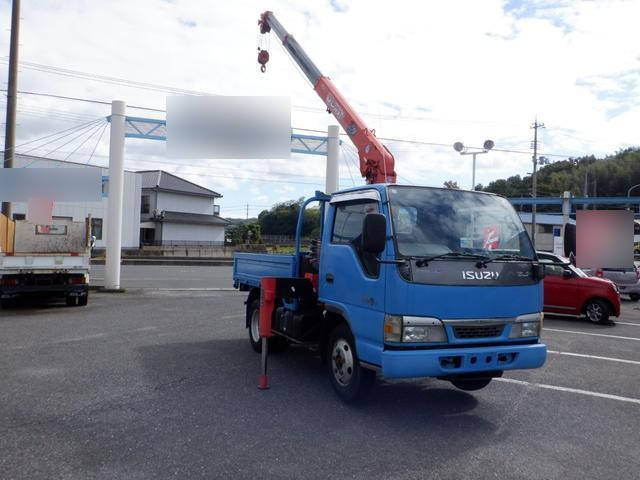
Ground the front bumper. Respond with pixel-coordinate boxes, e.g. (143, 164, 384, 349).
(616, 283, 640, 295)
(381, 342, 547, 379)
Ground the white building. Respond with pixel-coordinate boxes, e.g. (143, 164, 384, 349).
(11, 156, 227, 249)
(139, 170, 227, 246)
(12, 154, 141, 249)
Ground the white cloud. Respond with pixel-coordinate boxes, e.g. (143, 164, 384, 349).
(0, 0, 638, 210)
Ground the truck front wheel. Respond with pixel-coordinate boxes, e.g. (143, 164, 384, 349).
(247, 299, 287, 353)
(451, 378, 492, 391)
(328, 324, 375, 403)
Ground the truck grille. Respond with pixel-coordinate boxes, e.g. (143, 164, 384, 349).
(453, 324, 504, 339)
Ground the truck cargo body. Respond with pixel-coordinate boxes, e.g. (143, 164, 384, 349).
(233, 185, 547, 401)
(0, 215, 92, 307)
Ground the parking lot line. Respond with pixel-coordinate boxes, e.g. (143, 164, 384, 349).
(547, 350, 640, 365)
(544, 328, 640, 341)
(495, 378, 640, 405)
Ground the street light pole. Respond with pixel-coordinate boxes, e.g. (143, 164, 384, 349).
(453, 140, 494, 190)
(627, 184, 640, 197)
(627, 184, 640, 213)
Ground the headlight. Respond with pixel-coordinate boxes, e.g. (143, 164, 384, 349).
(384, 315, 447, 343)
(509, 312, 543, 338)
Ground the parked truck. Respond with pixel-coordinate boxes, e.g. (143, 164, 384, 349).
(232, 12, 547, 402)
(0, 213, 92, 308)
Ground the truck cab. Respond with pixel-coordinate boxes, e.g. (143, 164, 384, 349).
(233, 184, 547, 402)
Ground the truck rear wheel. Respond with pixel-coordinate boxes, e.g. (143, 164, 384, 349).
(247, 299, 287, 353)
(78, 292, 88, 306)
(66, 295, 79, 307)
(327, 324, 375, 403)
(1, 298, 15, 309)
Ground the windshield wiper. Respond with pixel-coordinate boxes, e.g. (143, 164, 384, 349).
(414, 252, 490, 267)
(477, 254, 534, 267)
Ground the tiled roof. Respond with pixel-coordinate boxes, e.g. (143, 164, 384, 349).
(139, 170, 221, 197)
(157, 210, 229, 225)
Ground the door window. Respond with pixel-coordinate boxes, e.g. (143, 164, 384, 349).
(332, 201, 379, 244)
(331, 201, 380, 277)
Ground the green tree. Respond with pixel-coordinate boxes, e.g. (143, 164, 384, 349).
(225, 222, 261, 244)
(258, 198, 321, 237)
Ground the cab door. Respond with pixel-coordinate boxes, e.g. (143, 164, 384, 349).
(318, 196, 386, 364)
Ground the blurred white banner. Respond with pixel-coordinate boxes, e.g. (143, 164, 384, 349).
(0, 168, 102, 202)
(167, 96, 291, 159)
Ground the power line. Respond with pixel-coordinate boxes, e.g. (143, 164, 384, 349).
(2, 89, 608, 160)
(61, 121, 107, 162)
(0, 89, 165, 112)
(85, 122, 109, 165)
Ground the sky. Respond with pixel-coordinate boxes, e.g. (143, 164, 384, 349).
(1, 0, 639, 219)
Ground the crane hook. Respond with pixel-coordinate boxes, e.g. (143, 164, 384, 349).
(257, 49, 270, 74)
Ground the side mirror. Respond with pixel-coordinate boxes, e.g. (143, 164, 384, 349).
(533, 263, 545, 281)
(362, 213, 387, 255)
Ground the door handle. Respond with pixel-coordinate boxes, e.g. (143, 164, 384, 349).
(325, 274, 334, 284)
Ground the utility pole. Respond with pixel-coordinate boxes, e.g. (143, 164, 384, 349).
(583, 170, 588, 210)
(2, 0, 21, 218)
(530, 118, 544, 247)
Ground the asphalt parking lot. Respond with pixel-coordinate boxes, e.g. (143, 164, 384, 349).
(1, 267, 640, 479)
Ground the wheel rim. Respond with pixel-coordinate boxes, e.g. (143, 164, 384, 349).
(586, 303, 602, 322)
(331, 339, 354, 386)
(250, 309, 260, 343)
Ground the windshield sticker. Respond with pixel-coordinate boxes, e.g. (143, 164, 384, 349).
(482, 225, 500, 249)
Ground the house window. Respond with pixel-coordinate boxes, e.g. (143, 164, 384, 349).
(91, 218, 103, 240)
(141, 195, 151, 214)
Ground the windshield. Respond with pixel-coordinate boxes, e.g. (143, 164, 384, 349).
(387, 186, 535, 259)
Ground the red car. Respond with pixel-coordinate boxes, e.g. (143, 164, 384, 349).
(537, 252, 620, 324)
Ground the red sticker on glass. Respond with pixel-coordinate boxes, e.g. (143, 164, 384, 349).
(483, 225, 500, 249)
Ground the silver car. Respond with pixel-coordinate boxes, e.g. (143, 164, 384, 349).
(583, 266, 640, 301)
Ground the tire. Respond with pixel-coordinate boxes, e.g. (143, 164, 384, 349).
(630, 293, 640, 302)
(0, 298, 15, 309)
(247, 299, 288, 353)
(451, 378, 493, 391)
(78, 292, 88, 306)
(327, 323, 375, 403)
(584, 299, 610, 324)
(66, 295, 79, 307)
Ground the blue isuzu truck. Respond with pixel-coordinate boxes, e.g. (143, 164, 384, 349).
(236, 11, 546, 401)
(233, 185, 546, 402)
